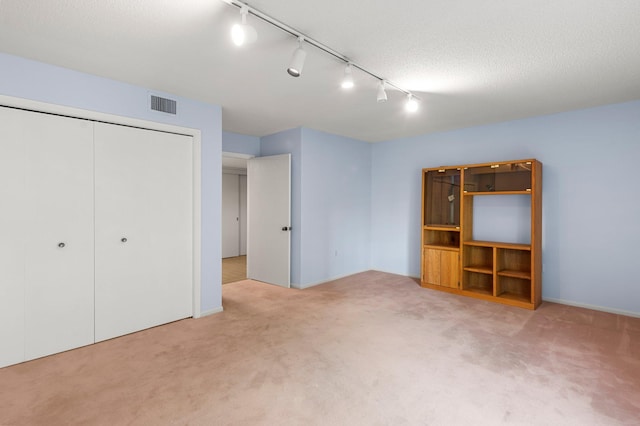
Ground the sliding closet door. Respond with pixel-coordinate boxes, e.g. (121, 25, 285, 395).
(94, 123, 193, 342)
(0, 107, 28, 367)
(23, 111, 95, 360)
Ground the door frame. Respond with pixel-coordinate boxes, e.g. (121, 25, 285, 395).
(0, 94, 203, 318)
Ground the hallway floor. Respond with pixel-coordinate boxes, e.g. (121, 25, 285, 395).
(222, 255, 246, 284)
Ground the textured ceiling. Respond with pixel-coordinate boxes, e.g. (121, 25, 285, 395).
(0, 0, 639, 142)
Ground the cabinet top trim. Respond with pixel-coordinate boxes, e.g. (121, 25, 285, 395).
(422, 158, 540, 173)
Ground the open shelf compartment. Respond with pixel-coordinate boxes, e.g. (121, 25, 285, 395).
(462, 271, 493, 296)
(496, 276, 532, 304)
(424, 228, 460, 250)
(496, 248, 531, 280)
(462, 245, 493, 274)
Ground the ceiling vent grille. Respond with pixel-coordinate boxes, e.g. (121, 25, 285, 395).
(150, 95, 177, 115)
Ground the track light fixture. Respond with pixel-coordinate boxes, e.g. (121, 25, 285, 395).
(287, 37, 306, 77)
(377, 80, 387, 102)
(223, 0, 421, 113)
(405, 94, 419, 113)
(341, 64, 354, 89)
(231, 5, 257, 47)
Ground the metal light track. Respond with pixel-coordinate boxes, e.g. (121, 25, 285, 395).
(221, 0, 419, 100)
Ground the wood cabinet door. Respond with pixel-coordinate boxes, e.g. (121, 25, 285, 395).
(423, 248, 441, 285)
(440, 250, 459, 289)
(423, 247, 459, 288)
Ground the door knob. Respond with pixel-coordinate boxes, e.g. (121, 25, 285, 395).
(281, 226, 291, 231)
(121, 237, 128, 243)
(58, 242, 66, 248)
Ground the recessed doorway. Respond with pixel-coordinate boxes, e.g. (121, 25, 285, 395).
(222, 152, 252, 284)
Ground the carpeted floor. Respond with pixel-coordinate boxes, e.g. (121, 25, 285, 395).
(0, 271, 638, 425)
(222, 255, 246, 284)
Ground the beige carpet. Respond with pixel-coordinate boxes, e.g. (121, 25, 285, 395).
(1, 271, 639, 425)
(222, 255, 246, 284)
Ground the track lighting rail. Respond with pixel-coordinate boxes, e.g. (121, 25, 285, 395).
(221, 0, 420, 101)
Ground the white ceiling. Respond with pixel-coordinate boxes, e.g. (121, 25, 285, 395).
(0, 0, 639, 142)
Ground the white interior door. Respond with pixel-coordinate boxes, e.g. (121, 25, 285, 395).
(239, 174, 248, 256)
(247, 154, 291, 287)
(94, 123, 193, 342)
(222, 173, 240, 258)
(24, 111, 95, 360)
(0, 107, 28, 367)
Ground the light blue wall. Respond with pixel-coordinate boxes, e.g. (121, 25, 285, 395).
(259, 127, 372, 288)
(222, 131, 260, 156)
(300, 128, 371, 286)
(0, 53, 223, 314)
(372, 100, 640, 315)
(260, 128, 303, 285)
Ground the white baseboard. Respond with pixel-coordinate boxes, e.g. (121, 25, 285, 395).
(542, 297, 640, 318)
(198, 306, 224, 318)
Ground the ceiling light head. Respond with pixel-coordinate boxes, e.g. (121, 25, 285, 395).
(287, 37, 306, 77)
(377, 80, 388, 102)
(231, 6, 257, 47)
(405, 94, 419, 113)
(341, 63, 354, 89)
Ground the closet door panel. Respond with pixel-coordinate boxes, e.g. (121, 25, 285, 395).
(94, 123, 193, 342)
(24, 112, 95, 360)
(0, 107, 27, 367)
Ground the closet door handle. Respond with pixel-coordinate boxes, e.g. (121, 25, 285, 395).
(121, 237, 128, 243)
(58, 242, 66, 248)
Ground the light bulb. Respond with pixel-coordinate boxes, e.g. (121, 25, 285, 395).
(231, 7, 257, 47)
(341, 64, 354, 89)
(405, 94, 419, 113)
(231, 24, 245, 46)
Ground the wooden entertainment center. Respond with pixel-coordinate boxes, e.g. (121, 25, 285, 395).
(420, 159, 542, 309)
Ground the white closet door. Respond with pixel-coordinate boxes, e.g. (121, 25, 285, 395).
(94, 123, 193, 342)
(22, 110, 95, 361)
(0, 107, 28, 367)
(1, 107, 93, 366)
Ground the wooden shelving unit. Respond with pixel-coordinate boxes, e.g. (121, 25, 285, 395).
(420, 159, 542, 310)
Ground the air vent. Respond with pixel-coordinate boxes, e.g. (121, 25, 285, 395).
(150, 95, 177, 115)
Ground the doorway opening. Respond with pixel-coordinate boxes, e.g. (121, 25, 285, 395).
(221, 151, 292, 288)
(222, 152, 252, 284)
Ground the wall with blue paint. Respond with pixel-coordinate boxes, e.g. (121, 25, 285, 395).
(222, 131, 260, 157)
(6, 51, 639, 316)
(299, 128, 371, 287)
(259, 128, 372, 288)
(372, 100, 640, 315)
(0, 52, 223, 314)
